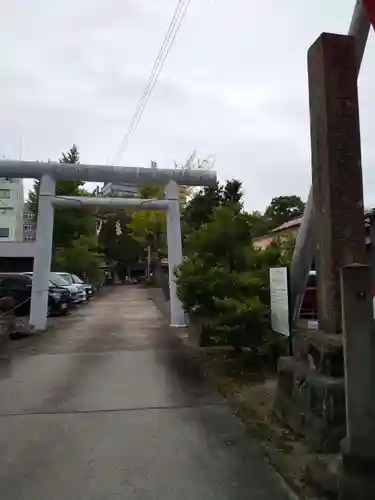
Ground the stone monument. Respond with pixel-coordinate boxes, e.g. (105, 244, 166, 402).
(275, 33, 366, 453)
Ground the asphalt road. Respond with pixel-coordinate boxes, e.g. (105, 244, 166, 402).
(0, 286, 291, 500)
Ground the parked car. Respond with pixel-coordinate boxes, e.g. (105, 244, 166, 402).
(0, 273, 70, 316)
(51, 272, 87, 303)
(56, 272, 93, 299)
(24, 272, 84, 305)
(50, 272, 87, 304)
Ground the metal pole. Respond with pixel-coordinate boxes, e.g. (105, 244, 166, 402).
(165, 181, 185, 327)
(290, 0, 371, 323)
(29, 175, 55, 331)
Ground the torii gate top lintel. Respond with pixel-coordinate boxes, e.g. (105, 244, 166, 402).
(0, 160, 217, 187)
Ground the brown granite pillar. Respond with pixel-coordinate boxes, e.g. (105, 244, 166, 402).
(275, 32, 366, 454)
(308, 33, 366, 334)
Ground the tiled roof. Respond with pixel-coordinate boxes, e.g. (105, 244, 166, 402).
(272, 216, 303, 233)
(272, 208, 375, 234)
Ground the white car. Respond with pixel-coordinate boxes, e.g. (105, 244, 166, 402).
(55, 272, 88, 303)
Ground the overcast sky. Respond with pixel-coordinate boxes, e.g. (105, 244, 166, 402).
(1, 0, 375, 211)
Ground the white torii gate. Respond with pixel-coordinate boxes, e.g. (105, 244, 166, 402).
(0, 160, 217, 331)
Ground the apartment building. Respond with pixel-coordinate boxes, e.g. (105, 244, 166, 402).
(0, 177, 24, 241)
(100, 182, 138, 197)
(23, 202, 36, 241)
(98, 162, 158, 198)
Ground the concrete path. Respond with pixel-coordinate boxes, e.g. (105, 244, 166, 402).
(0, 286, 290, 500)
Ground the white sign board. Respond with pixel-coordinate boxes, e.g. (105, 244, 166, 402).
(270, 267, 290, 336)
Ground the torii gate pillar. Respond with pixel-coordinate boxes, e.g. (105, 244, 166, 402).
(165, 181, 185, 327)
(29, 175, 56, 331)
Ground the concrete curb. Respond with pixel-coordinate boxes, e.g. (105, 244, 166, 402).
(147, 287, 170, 321)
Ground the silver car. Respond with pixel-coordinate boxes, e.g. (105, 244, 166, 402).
(47, 273, 81, 304)
(55, 272, 87, 303)
(58, 272, 94, 299)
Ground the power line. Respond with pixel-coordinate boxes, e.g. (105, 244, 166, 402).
(113, 0, 185, 164)
(113, 0, 187, 164)
(113, 0, 192, 164)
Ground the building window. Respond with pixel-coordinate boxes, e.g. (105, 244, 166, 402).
(0, 207, 12, 215)
(26, 213, 33, 220)
(0, 189, 10, 198)
(24, 224, 33, 232)
(25, 235, 35, 241)
(0, 228, 9, 238)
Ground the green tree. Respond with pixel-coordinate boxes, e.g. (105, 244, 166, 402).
(176, 203, 268, 351)
(129, 184, 167, 259)
(223, 179, 243, 204)
(128, 155, 206, 260)
(181, 179, 243, 237)
(184, 202, 249, 268)
(60, 144, 80, 164)
(54, 235, 103, 282)
(98, 211, 144, 272)
(265, 195, 305, 229)
(129, 211, 167, 258)
(246, 211, 271, 238)
(28, 145, 96, 250)
(181, 182, 223, 235)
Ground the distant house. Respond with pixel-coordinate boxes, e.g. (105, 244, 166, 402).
(253, 216, 302, 250)
(254, 209, 375, 250)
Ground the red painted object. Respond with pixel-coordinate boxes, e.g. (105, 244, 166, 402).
(300, 273, 375, 320)
(364, 0, 375, 29)
(300, 271, 317, 318)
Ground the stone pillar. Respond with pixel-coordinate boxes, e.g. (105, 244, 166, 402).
(165, 181, 185, 327)
(339, 264, 375, 499)
(309, 33, 366, 334)
(275, 33, 367, 456)
(29, 175, 55, 331)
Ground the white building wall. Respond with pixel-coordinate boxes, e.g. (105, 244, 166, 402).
(0, 177, 24, 241)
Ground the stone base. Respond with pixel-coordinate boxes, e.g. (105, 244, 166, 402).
(292, 329, 343, 377)
(275, 355, 345, 452)
(187, 314, 214, 347)
(306, 454, 341, 495)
